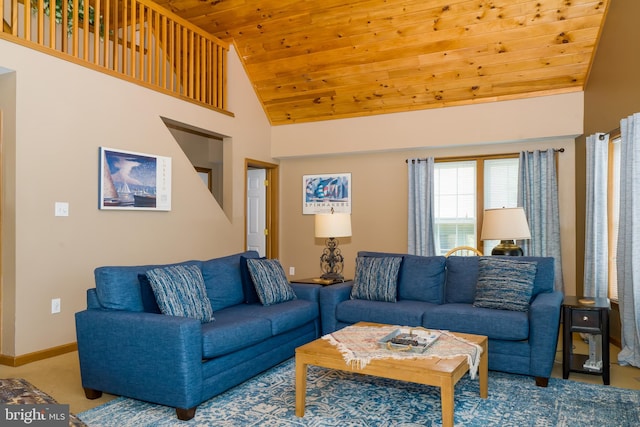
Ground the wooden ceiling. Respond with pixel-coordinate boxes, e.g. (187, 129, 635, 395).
(154, 0, 610, 125)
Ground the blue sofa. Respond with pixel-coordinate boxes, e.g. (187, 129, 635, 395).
(75, 251, 321, 420)
(320, 251, 563, 386)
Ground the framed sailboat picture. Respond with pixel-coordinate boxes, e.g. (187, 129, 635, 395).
(99, 147, 172, 211)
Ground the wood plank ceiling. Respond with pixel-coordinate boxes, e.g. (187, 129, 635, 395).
(154, 0, 610, 125)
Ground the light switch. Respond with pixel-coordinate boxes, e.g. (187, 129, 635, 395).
(55, 202, 69, 217)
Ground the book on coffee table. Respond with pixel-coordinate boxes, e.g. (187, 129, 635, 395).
(378, 328, 441, 353)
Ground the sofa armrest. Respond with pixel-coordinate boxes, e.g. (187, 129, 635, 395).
(319, 282, 353, 335)
(290, 283, 321, 302)
(75, 309, 203, 409)
(528, 290, 564, 378)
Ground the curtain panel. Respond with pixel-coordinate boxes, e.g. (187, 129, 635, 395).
(617, 112, 640, 368)
(518, 149, 564, 292)
(407, 158, 436, 256)
(584, 133, 610, 298)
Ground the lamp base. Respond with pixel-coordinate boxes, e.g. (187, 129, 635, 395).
(491, 240, 524, 256)
(320, 272, 345, 281)
(319, 237, 345, 281)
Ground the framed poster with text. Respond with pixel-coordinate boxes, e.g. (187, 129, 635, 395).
(303, 173, 351, 214)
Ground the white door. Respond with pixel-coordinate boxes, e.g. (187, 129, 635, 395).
(247, 168, 267, 256)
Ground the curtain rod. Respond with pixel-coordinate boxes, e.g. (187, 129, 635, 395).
(405, 148, 565, 163)
(599, 127, 621, 140)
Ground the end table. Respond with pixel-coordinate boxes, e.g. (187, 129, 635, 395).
(562, 296, 610, 385)
(292, 277, 351, 286)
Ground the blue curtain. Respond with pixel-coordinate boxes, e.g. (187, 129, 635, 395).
(584, 133, 610, 298)
(518, 149, 564, 292)
(407, 158, 436, 256)
(617, 113, 640, 368)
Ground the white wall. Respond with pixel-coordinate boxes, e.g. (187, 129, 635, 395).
(272, 92, 583, 156)
(0, 40, 272, 356)
(271, 93, 581, 297)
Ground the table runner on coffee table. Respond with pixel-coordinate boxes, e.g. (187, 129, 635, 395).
(323, 324, 484, 379)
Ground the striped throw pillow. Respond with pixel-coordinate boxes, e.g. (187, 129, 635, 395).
(146, 264, 214, 322)
(350, 256, 402, 302)
(473, 258, 537, 312)
(246, 259, 297, 306)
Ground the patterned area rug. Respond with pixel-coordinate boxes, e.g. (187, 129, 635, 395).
(0, 378, 87, 427)
(78, 359, 640, 426)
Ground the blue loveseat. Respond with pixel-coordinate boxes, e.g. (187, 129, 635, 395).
(75, 251, 321, 420)
(320, 251, 563, 386)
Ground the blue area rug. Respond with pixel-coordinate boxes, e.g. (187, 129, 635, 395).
(78, 359, 640, 426)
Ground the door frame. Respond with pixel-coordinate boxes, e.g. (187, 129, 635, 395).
(244, 159, 279, 258)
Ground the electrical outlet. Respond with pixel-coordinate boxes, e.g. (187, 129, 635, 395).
(289, 266, 295, 275)
(51, 298, 61, 314)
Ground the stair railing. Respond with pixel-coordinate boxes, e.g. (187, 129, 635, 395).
(0, 0, 229, 113)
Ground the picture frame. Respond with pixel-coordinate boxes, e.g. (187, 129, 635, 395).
(99, 147, 172, 211)
(303, 173, 351, 214)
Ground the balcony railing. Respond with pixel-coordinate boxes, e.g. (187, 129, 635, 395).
(1, 0, 229, 112)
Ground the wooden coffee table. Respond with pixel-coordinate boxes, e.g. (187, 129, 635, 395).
(295, 322, 488, 427)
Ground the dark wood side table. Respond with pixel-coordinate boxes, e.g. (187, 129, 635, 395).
(562, 296, 610, 385)
(292, 277, 352, 286)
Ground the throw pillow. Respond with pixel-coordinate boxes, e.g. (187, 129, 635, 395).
(350, 256, 403, 302)
(245, 258, 297, 306)
(146, 264, 214, 322)
(473, 258, 538, 312)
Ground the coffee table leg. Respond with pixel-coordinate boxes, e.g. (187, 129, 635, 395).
(479, 346, 488, 399)
(295, 356, 307, 417)
(441, 378, 454, 427)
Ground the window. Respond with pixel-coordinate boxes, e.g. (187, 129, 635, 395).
(608, 135, 621, 301)
(433, 155, 519, 256)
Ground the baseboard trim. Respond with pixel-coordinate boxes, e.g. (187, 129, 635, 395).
(0, 342, 78, 367)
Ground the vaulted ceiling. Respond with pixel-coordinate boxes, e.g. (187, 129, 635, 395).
(154, 0, 610, 125)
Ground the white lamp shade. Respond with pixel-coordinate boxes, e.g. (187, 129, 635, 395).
(481, 207, 531, 241)
(315, 213, 352, 238)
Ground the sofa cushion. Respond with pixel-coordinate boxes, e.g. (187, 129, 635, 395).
(357, 252, 446, 304)
(94, 260, 202, 312)
(201, 251, 259, 311)
(424, 303, 530, 341)
(397, 255, 446, 304)
(519, 256, 555, 296)
(146, 264, 215, 323)
(444, 256, 480, 304)
(227, 299, 319, 336)
(350, 256, 403, 302)
(246, 259, 297, 306)
(201, 310, 272, 358)
(137, 274, 161, 313)
(336, 299, 435, 327)
(473, 258, 537, 312)
(240, 255, 264, 304)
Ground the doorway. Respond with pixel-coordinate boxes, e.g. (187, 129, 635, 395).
(245, 159, 279, 258)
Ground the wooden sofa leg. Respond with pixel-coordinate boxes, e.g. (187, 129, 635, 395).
(176, 407, 197, 421)
(535, 376, 549, 387)
(83, 388, 103, 399)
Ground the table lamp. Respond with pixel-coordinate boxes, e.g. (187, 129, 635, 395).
(315, 209, 352, 280)
(481, 207, 531, 256)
